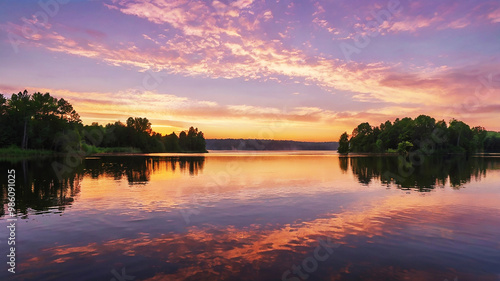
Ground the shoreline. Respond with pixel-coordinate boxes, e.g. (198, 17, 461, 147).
(2, 149, 500, 159)
(0, 147, 209, 159)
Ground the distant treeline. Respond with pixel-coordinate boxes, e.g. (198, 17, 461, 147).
(84, 120, 206, 153)
(206, 139, 339, 150)
(0, 90, 207, 153)
(338, 115, 500, 154)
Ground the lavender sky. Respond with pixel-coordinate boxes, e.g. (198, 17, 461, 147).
(0, 0, 499, 141)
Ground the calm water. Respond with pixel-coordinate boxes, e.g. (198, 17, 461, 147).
(1, 151, 500, 281)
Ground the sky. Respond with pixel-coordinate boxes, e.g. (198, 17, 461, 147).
(0, 0, 499, 141)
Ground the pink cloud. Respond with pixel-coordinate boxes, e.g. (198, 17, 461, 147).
(11, 15, 496, 111)
(388, 15, 441, 32)
(444, 18, 471, 29)
(4, 0, 498, 133)
(488, 8, 500, 23)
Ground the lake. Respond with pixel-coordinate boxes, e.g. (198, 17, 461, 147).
(1, 151, 500, 281)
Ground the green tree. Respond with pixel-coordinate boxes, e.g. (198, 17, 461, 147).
(484, 131, 500, 152)
(448, 119, 472, 152)
(2, 90, 81, 150)
(8, 90, 32, 149)
(344, 116, 498, 154)
(0, 91, 208, 154)
(0, 94, 7, 115)
(397, 141, 413, 154)
(471, 126, 487, 152)
(338, 132, 349, 153)
(349, 122, 375, 152)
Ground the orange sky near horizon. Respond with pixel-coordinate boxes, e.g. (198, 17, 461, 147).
(1, 0, 499, 141)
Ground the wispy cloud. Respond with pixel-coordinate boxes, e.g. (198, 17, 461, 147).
(1, 0, 499, 139)
(488, 7, 500, 23)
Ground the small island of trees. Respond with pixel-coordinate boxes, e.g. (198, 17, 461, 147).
(338, 115, 500, 154)
(0, 90, 207, 154)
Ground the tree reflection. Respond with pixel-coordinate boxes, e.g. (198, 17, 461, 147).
(338, 156, 349, 173)
(0, 159, 82, 218)
(83, 156, 205, 183)
(0, 156, 205, 217)
(344, 155, 496, 191)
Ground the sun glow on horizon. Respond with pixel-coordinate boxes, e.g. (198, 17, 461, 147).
(0, 0, 499, 141)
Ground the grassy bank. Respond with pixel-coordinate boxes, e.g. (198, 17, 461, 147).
(0, 146, 54, 159)
(0, 144, 208, 159)
(82, 144, 142, 154)
(0, 145, 142, 159)
(82, 144, 207, 154)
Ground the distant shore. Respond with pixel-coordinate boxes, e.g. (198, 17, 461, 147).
(206, 139, 339, 150)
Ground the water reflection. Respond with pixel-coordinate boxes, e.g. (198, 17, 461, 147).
(11, 188, 500, 281)
(2, 153, 500, 281)
(84, 156, 205, 183)
(0, 156, 205, 217)
(0, 159, 82, 218)
(342, 155, 498, 191)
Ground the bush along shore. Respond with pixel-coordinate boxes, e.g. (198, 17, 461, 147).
(338, 115, 500, 154)
(0, 90, 207, 157)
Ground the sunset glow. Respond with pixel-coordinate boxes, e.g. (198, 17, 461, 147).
(0, 0, 499, 141)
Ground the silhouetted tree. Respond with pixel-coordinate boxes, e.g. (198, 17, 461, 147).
(0, 90, 82, 150)
(179, 131, 187, 151)
(163, 133, 181, 152)
(126, 117, 152, 134)
(338, 132, 349, 153)
(0, 91, 203, 154)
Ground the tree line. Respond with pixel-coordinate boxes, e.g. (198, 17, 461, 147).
(0, 90, 207, 153)
(338, 115, 500, 154)
(205, 139, 338, 150)
(85, 118, 206, 153)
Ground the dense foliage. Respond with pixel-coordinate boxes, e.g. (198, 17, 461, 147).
(338, 115, 500, 154)
(0, 90, 207, 153)
(0, 90, 81, 151)
(84, 120, 206, 153)
(337, 132, 349, 153)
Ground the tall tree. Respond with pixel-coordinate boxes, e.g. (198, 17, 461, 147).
(179, 131, 187, 151)
(0, 94, 7, 115)
(449, 119, 472, 151)
(126, 117, 152, 134)
(350, 122, 374, 152)
(338, 132, 349, 153)
(8, 90, 32, 149)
